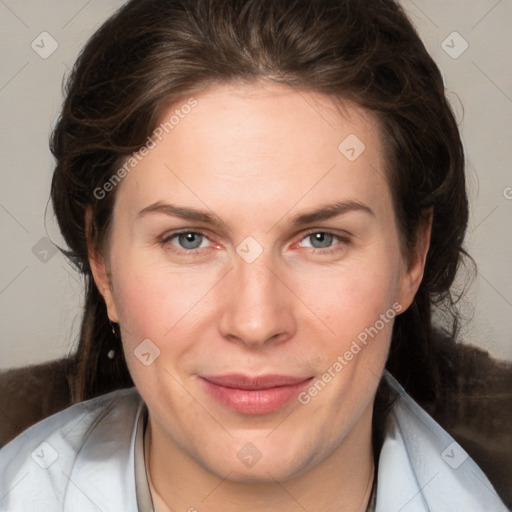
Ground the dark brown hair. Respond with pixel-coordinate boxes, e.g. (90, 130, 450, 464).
(50, 0, 469, 404)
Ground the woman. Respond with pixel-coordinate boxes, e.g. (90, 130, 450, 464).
(0, 0, 508, 510)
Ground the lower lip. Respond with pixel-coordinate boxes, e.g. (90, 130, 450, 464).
(200, 378, 313, 415)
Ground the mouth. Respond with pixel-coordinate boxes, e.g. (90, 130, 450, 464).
(199, 374, 314, 414)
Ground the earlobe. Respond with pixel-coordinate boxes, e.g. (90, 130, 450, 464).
(89, 250, 119, 323)
(85, 209, 119, 323)
(396, 209, 433, 311)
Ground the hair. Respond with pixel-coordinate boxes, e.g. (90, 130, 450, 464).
(50, 0, 469, 406)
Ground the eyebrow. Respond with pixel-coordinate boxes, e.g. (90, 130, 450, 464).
(137, 202, 223, 226)
(289, 200, 374, 225)
(136, 200, 374, 227)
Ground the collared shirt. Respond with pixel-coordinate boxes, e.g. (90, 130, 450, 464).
(0, 371, 507, 511)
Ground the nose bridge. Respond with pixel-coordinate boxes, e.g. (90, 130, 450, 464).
(219, 245, 294, 347)
(237, 251, 277, 301)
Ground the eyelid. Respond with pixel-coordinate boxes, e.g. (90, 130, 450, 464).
(299, 227, 352, 240)
(161, 228, 211, 242)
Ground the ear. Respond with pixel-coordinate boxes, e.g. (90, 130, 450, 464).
(396, 209, 433, 312)
(85, 208, 119, 323)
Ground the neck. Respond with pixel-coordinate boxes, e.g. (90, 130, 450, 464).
(146, 404, 376, 512)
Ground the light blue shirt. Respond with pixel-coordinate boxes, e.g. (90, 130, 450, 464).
(0, 371, 508, 511)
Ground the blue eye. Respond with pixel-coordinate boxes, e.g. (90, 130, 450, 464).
(306, 232, 337, 249)
(299, 231, 344, 252)
(176, 232, 204, 250)
(163, 231, 210, 251)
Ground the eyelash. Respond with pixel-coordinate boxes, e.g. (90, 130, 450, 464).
(160, 229, 350, 256)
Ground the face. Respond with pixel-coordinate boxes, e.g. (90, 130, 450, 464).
(90, 81, 428, 483)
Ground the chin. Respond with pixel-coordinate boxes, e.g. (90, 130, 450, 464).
(199, 437, 320, 484)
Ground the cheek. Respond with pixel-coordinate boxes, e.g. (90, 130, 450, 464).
(297, 256, 401, 339)
(110, 249, 220, 353)
(299, 258, 402, 399)
(110, 260, 209, 398)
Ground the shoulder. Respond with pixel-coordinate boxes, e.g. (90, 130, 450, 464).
(0, 387, 143, 511)
(377, 371, 508, 512)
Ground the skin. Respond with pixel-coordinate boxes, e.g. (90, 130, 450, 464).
(89, 81, 431, 512)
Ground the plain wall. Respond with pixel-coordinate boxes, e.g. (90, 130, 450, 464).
(0, 0, 511, 370)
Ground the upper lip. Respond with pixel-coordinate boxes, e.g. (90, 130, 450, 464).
(200, 374, 312, 390)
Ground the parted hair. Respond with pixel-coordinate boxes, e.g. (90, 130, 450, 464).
(50, 0, 469, 404)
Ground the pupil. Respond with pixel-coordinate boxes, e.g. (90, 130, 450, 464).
(180, 233, 201, 249)
(313, 232, 331, 248)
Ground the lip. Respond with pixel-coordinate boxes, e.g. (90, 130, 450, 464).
(199, 374, 313, 414)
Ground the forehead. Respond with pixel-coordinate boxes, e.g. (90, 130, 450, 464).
(114, 81, 391, 224)
(158, 81, 380, 162)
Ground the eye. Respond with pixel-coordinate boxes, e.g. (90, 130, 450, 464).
(162, 230, 212, 252)
(297, 230, 348, 253)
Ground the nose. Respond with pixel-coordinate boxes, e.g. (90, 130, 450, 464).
(218, 254, 296, 350)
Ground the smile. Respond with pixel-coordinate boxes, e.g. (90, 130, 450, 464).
(199, 374, 314, 414)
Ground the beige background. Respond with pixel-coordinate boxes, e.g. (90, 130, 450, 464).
(0, 0, 511, 369)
